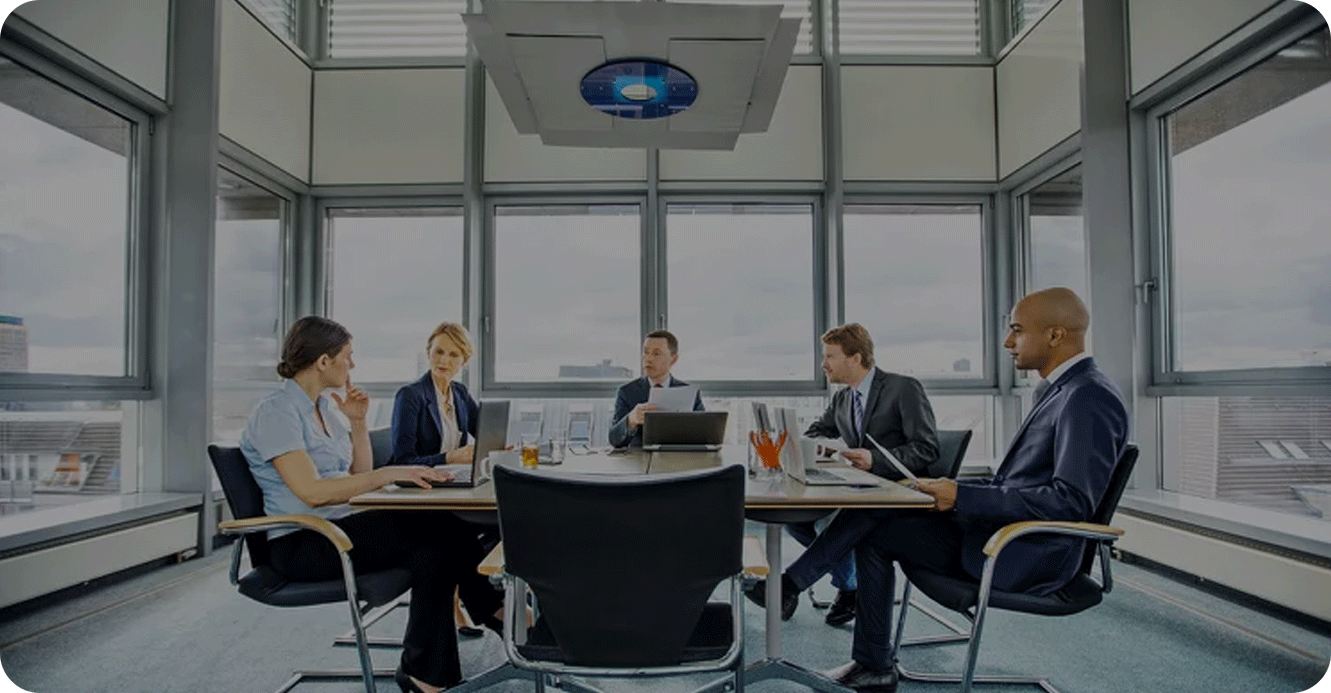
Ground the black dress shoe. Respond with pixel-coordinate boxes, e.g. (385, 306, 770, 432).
(822, 660, 898, 692)
(743, 575, 799, 621)
(825, 589, 857, 626)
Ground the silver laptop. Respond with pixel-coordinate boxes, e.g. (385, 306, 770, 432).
(642, 411, 728, 451)
(399, 399, 510, 487)
(774, 407, 880, 486)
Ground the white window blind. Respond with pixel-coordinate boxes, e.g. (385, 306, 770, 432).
(244, 0, 299, 43)
(836, 0, 981, 56)
(673, 0, 816, 54)
(327, 0, 470, 59)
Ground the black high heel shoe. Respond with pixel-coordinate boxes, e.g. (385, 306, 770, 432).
(395, 664, 427, 693)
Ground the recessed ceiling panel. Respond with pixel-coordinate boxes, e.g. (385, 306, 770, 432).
(465, 1, 799, 149)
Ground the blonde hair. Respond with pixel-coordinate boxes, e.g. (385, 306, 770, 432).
(426, 322, 473, 362)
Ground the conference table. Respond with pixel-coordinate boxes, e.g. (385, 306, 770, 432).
(350, 446, 935, 692)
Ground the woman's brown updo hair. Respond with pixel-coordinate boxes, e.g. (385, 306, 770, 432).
(276, 316, 352, 379)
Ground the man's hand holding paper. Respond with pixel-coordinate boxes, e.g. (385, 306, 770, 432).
(646, 384, 700, 412)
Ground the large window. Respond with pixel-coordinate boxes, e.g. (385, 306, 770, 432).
(1161, 396, 1331, 523)
(212, 168, 285, 444)
(842, 204, 987, 380)
(1161, 26, 1331, 373)
(326, 206, 464, 384)
(490, 204, 641, 384)
(0, 57, 133, 377)
(665, 203, 816, 382)
(837, 0, 981, 56)
(1024, 165, 1085, 300)
(326, 0, 469, 59)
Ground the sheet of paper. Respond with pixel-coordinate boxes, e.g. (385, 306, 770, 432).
(647, 384, 699, 412)
(863, 433, 919, 483)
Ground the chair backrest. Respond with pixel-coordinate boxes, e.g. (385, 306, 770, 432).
(493, 463, 745, 668)
(927, 429, 973, 479)
(1078, 443, 1139, 574)
(369, 426, 394, 468)
(207, 444, 271, 569)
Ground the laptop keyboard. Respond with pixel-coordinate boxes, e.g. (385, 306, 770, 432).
(804, 467, 848, 481)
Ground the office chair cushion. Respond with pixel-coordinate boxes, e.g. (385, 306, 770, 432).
(517, 603, 734, 664)
(237, 565, 412, 609)
(903, 565, 1103, 617)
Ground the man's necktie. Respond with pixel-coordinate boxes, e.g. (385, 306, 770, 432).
(852, 389, 864, 439)
(1031, 379, 1051, 409)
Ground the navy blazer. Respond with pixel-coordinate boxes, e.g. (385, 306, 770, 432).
(953, 357, 1129, 595)
(804, 368, 939, 480)
(389, 373, 480, 467)
(608, 375, 705, 448)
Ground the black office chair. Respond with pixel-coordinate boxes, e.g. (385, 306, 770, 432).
(369, 426, 394, 468)
(891, 444, 1140, 693)
(486, 463, 751, 693)
(928, 428, 974, 479)
(208, 444, 410, 693)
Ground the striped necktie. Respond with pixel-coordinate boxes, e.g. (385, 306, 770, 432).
(852, 389, 864, 439)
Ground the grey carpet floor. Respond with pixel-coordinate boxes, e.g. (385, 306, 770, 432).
(1, 526, 1328, 693)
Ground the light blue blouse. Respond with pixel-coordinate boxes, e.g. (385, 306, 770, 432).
(239, 379, 355, 538)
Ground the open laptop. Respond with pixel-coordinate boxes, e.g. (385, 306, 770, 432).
(396, 399, 510, 488)
(642, 411, 728, 452)
(774, 407, 881, 486)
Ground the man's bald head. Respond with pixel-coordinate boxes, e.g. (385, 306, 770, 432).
(1005, 288, 1090, 377)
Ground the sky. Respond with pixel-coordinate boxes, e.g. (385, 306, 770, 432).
(1, 19, 1328, 387)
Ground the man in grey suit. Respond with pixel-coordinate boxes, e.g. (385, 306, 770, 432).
(748, 323, 939, 625)
(608, 330, 704, 448)
(821, 288, 1130, 692)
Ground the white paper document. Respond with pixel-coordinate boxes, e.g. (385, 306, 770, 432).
(863, 433, 919, 483)
(647, 384, 699, 412)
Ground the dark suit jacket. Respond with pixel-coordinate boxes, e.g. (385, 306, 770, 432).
(804, 368, 939, 480)
(953, 357, 1129, 595)
(389, 373, 479, 467)
(608, 375, 705, 448)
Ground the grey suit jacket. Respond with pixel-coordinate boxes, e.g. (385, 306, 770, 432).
(953, 357, 1129, 595)
(804, 368, 939, 480)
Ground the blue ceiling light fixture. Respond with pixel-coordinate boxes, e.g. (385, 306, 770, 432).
(580, 59, 698, 119)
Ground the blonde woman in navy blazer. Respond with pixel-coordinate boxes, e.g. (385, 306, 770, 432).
(391, 322, 481, 468)
(389, 322, 504, 639)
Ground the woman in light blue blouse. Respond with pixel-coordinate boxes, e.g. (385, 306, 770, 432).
(240, 316, 500, 693)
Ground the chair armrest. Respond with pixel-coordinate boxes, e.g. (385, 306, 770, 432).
(219, 515, 353, 553)
(478, 536, 767, 578)
(743, 535, 768, 578)
(982, 520, 1123, 558)
(478, 542, 504, 577)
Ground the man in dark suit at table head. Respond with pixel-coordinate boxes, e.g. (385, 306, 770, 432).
(607, 330, 704, 448)
(752, 323, 940, 626)
(820, 288, 1130, 692)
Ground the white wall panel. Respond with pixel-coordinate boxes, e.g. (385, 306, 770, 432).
(313, 68, 467, 185)
(14, 0, 169, 98)
(1129, 0, 1282, 95)
(219, 0, 311, 182)
(0, 514, 197, 609)
(841, 65, 995, 181)
(996, 0, 1082, 178)
(485, 77, 645, 182)
(660, 65, 822, 181)
(1117, 514, 1331, 622)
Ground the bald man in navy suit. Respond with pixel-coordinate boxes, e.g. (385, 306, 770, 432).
(822, 288, 1130, 692)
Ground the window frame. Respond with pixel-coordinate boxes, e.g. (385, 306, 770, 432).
(481, 195, 649, 397)
(657, 194, 829, 396)
(1144, 16, 1331, 393)
(315, 197, 469, 398)
(838, 194, 999, 393)
(0, 41, 155, 401)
